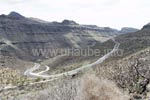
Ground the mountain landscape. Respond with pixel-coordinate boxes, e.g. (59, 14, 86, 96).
(0, 12, 150, 100)
(0, 12, 138, 61)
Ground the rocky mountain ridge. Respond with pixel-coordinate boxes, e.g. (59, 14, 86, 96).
(0, 11, 139, 62)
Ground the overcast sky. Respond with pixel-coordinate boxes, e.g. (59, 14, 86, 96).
(0, 0, 150, 29)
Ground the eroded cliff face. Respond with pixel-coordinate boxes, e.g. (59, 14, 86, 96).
(0, 12, 120, 61)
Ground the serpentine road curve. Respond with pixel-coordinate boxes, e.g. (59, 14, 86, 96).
(24, 38, 120, 79)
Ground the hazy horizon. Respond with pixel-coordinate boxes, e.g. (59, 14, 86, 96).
(0, 0, 150, 30)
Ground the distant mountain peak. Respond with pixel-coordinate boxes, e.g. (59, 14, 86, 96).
(119, 27, 139, 34)
(146, 22, 150, 25)
(142, 22, 150, 29)
(8, 11, 25, 19)
(61, 20, 78, 25)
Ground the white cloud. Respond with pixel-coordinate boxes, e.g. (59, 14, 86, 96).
(0, 0, 150, 29)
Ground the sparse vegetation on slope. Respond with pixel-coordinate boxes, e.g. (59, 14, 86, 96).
(95, 47, 150, 99)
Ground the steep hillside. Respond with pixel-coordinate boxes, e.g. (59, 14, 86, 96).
(94, 23, 150, 58)
(93, 24, 150, 99)
(116, 24, 150, 56)
(95, 47, 150, 99)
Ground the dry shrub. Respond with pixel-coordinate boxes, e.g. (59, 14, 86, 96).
(77, 74, 129, 100)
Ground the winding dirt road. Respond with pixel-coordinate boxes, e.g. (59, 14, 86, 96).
(0, 37, 119, 91)
(24, 38, 120, 79)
